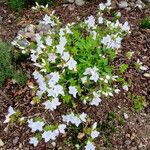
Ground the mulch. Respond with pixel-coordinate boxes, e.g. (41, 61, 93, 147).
(0, 1, 150, 150)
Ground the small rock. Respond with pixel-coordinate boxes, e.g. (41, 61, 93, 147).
(77, 133, 85, 139)
(130, 2, 135, 7)
(51, 142, 56, 147)
(123, 113, 129, 120)
(24, 32, 35, 39)
(68, 4, 75, 11)
(0, 16, 3, 24)
(24, 24, 35, 33)
(0, 139, 4, 147)
(131, 147, 138, 150)
(131, 132, 136, 140)
(118, 1, 128, 8)
(67, 0, 74, 2)
(125, 140, 132, 146)
(143, 73, 150, 78)
(75, 0, 85, 6)
(13, 137, 19, 145)
(136, 0, 145, 8)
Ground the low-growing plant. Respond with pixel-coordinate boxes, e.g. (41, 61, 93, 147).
(139, 18, 150, 29)
(13, 70, 28, 86)
(6, 0, 53, 11)
(119, 63, 128, 74)
(0, 41, 27, 87)
(128, 93, 148, 112)
(0, 41, 13, 87)
(6, 0, 26, 12)
(99, 112, 117, 147)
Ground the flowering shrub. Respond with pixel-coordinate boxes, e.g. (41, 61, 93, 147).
(5, 0, 132, 149)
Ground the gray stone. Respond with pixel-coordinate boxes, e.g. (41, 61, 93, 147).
(0, 16, 3, 24)
(130, 2, 135, 7)
(143, 73, 150, 78)
(68, 4, 75, 11)
(135, 3, 143, 9)
(124, 113, 129, 120)
(36, 24, 51, 33)
(67, 0, 74, 2)
(136, 0, 146, 7)
(75, 0, 85, 6)
(118, 1, 128, 8)
(13, 137, 19, 145)
(125, 140, 132, 146)
(24, 24, 35, 33)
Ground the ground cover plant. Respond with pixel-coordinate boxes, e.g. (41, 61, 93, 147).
(0, 40, 27, 87)
(6, 0, 53, 11)
(2, 0, 149, 149)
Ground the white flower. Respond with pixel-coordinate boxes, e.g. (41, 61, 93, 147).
(35, 34, 45, 49)
(62, 52, 70, 62)
(81, 76, 87, 84)
(85, 15, 95, 28)
(62, 113, 85, 127)
(99, 3, 106, 11)
(65, 57, 77, 71)
(72, 116, 81, 127)
(91, 130, 100, 139)
(90, 92, 101, 106)
(101, 34, 111, 46)
(43, 98, 61, 111)
(98, 16, 103, 24)
(106, 75, 111, 80)
(47, 84, 64, 97)
(66, 26, 73, 34)
(56, 44, 64, 55)
(123, 85, 128, 91)
(48, 53, 57, 63)
(105, 0, 111, 6)
(42, 130, 59, 142)
(123, 113, 129, 120)
(48, 72, 60, 87)
(42, 14, 56, 26)
(69, 86, 78, 98)
(84, 67, 99, 82)
(28, 119, 45, 132)
(92, 122, 97, 130)
(121, 21, 130, 32)
(85, 141, 96, 150)
(53, 84, 64, 97)
(58, 124, 66, 134)
(60, 36, 67, 47)
(79, 113, 87, 122)
(46, 37, 52, 46)
(29, 137, 38, 147)
(4, 106, 16, 123)
(114, 89, 120, 94)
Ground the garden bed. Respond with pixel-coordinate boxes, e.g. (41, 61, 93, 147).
(0, 1, 150, 150)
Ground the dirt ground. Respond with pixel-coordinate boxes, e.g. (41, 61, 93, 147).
(0, 1, 150, 150)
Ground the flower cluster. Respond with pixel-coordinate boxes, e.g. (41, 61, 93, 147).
(62, 112, 87, 127)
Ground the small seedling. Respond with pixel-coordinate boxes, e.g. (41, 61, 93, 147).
(128, 93, 148, 112)
(139, 18, 150, 29)
(125, 51, 134, 60)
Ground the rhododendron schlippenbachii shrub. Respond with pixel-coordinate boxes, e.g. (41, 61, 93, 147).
(5, 1, 131, 149)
